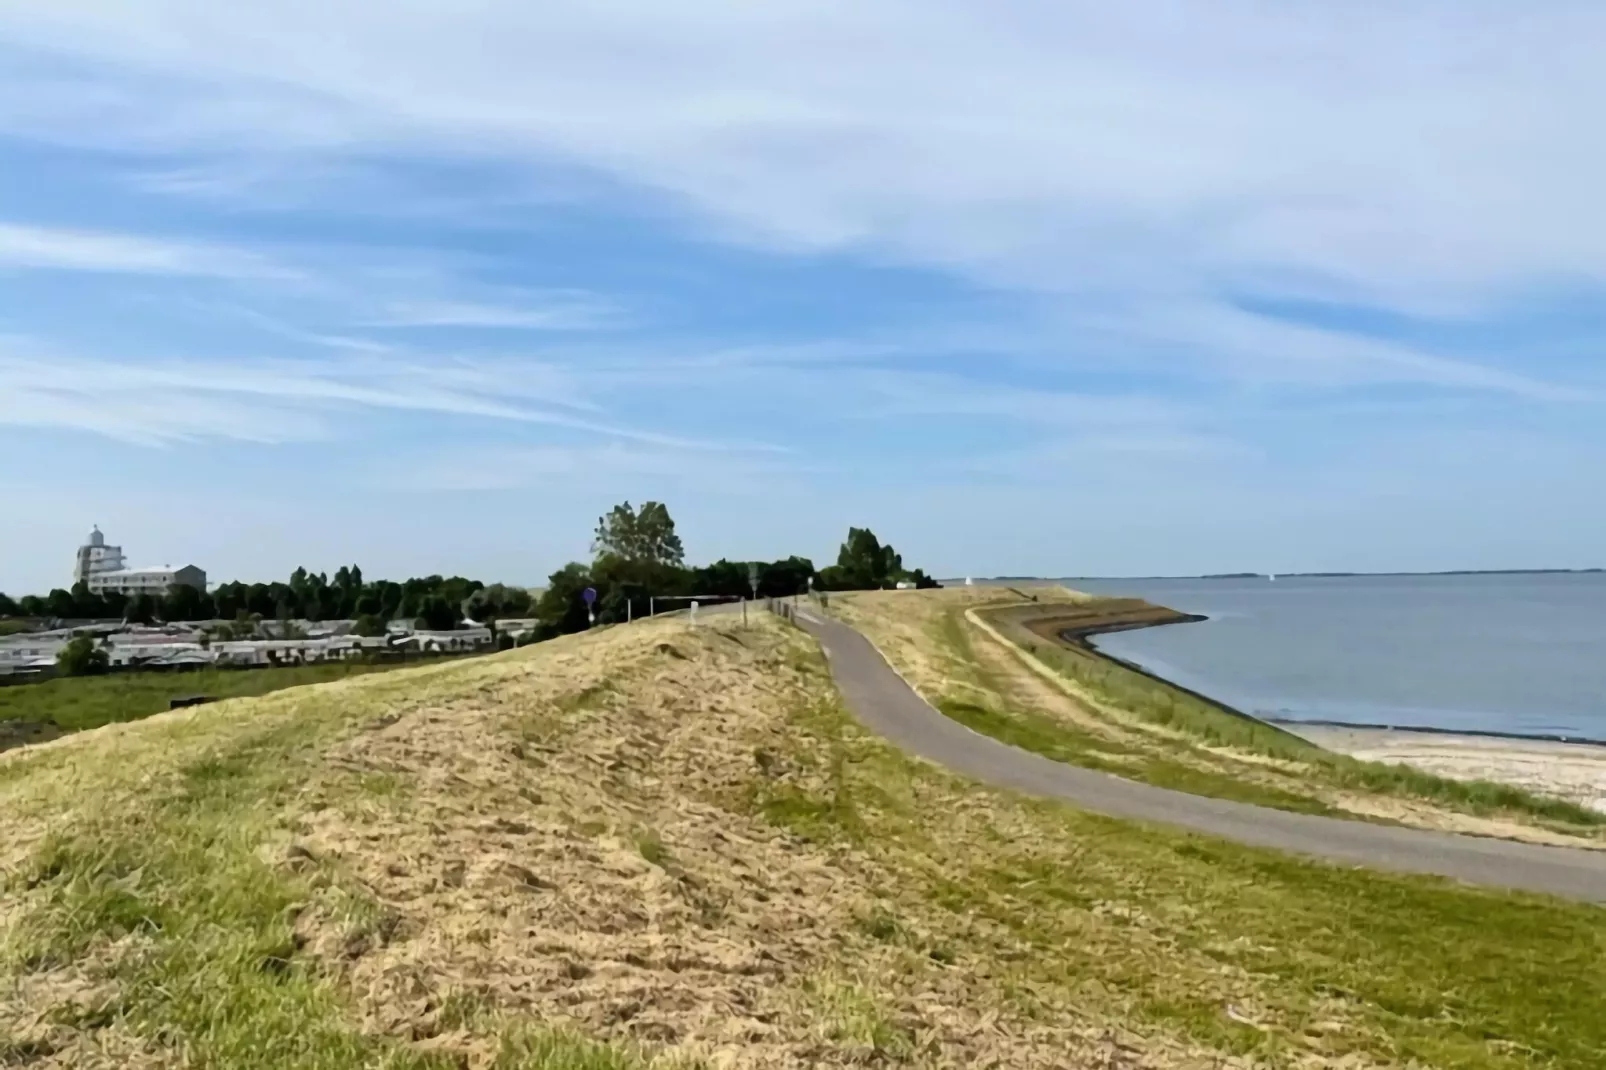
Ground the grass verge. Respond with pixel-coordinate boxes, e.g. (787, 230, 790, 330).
(758, 641, 1606, 1069)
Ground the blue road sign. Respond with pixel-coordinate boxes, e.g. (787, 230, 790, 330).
(582, 586, 597, 605)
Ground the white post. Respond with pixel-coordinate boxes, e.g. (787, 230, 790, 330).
(689, 600, 699, 626)
(627, 599, 633, 624)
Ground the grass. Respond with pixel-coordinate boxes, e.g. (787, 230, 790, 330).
(0, 650, 688, 1070)
(937, 697, 1342, 815)
(756, 648, 1606, 1069)
(0, 619, 34, 636)
(0, 660, 414, 739)
(5, 607, 1603, 1069)
(982, 602, 1606, 831)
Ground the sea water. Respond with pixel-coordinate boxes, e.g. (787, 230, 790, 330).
(1062, 573, 1606, 740)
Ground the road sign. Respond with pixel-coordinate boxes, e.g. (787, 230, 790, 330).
(582, 587, 597, 605)
(747, 563, 760, 597)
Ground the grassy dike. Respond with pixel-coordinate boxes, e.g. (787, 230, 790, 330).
(829, 586, 1605, 844)
(2, 608, 1602, 1069)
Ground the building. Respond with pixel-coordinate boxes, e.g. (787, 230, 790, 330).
(72, 526, 207, 597)
(73, 526, 127, 586)
(88, 564, 208, 597)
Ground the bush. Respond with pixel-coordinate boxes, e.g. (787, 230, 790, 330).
(57, 635, 110, 676)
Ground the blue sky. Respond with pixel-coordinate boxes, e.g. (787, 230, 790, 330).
(3, 1, 1604, 593)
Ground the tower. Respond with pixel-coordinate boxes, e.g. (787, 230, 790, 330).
(73, 525, 127, 586)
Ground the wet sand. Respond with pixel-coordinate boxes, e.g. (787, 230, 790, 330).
(1287, 724, 1606, 814)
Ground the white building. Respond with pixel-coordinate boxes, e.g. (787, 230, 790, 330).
(72, 526, 206, 597)
(73, 526, 127, 586)
(89, 564, 208, 597)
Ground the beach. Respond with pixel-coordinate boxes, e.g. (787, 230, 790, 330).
(1288, 724, 1606, 814)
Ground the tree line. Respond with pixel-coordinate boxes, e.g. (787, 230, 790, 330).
(0, 503, 939, 638)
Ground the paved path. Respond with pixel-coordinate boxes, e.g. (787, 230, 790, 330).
(791, 608, 1606, 904)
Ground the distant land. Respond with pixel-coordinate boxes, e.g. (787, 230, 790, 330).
(966, 569, 1605, 582)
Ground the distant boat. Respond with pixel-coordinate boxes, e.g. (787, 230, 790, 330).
(1268, 573, 1277, 582)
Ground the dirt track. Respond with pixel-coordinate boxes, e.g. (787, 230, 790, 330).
(792, 607, 1606, 904)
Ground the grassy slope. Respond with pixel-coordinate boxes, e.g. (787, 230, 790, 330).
(0, 661, 420, 748)
(830, 587, 1604, 845)
(1, 612, 1601, 1069)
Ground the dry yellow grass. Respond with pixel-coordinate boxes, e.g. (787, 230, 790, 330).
(3, 605, 1602, 1070)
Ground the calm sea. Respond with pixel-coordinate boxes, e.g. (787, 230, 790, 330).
(1058, 574, 1606, 741)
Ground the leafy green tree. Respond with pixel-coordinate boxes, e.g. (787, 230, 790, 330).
(0, 592, 19, 616)
(162, 582, 214, 622)
(816, 527, 939, 591)
(413, 595, 459, 632)
(68, 581, 107, 618)
(18, 595, 45, 616)
(353, 614, 389, 638)
(593, 501, 685, 567)
(57, 635, 109, 676)
(536, 563, 596, 634)
(125, 593, 158, 625)
(466, 583, 533, 620)
(45, 588, 77, 619)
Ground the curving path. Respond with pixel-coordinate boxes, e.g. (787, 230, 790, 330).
(790, 607, 1606, 904)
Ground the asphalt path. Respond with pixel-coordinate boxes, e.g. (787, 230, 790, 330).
(784, 605, 1606, 903)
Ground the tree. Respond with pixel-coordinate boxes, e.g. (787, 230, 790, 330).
(125, 593, 157, 625)
(57, 635, 109, 676)
(18, 595, 45, 617)
(353, 614, 389, 638)
(816, 527, 939, 591)
(593, 501, 685, 567)
(163, 582, 214, 622)
(45, 588, 77, 620)
(536, 563, 596, 634)
(0, 592, 18, 616)
(466, 583, 532, 620)
(413, 595, 459, 632)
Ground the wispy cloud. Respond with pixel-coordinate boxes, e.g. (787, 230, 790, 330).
(369, 295, 619, 331)
(0, 221, 292, 279)
(0, 345, 770, 451)
(392, 442, 809, 492)
(3, 2, 1603, 317)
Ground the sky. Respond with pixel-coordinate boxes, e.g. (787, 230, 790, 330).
(2, 1, 1605, 593)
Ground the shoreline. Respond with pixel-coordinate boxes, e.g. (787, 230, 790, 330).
(1057, 605, 1606, 811)
(1070, 609, 1606, 750)
(1051, 612, 1320, 749)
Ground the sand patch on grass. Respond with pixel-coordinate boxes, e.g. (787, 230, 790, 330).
(1295, 726, 1606, 816)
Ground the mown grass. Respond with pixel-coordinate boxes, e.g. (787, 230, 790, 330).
(755, 647, 1606, 1069)
(0, 661, 412, 739)
(0, 672, 688, 1070)
(979, 604, 1606, 833)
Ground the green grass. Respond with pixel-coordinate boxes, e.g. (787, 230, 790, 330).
(759, 652, 1606, 1070)
(979, 605, 1606, 833)
(0, 619, 34, 636)
(0, 679, 686, 1070)
(939, 698, 1342, 816)
(0, 661, 413, 737)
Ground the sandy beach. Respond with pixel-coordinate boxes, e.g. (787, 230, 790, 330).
(1288, 724, 1606, 814)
